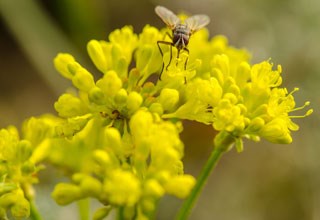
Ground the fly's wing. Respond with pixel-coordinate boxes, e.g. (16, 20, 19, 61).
(155, 6, 180, 29)
(185, 15, 210, 34)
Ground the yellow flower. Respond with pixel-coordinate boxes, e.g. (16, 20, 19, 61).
(47, 23, 312, 219)
(103, 169, 141, 206)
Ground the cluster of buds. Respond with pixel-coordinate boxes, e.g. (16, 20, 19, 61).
(0, 21, 311, 219)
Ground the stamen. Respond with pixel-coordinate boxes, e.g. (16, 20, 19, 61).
(291, 101, 310, 112)
(288, 87, 299, 96)
(290, 109, 313, 119)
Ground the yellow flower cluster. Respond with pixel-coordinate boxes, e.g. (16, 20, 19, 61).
(160, 29, 312, 148)
(50, 111, 194, 219)
(49, 25, 311, 218)
(0, 22, 311, 219)
(0, 127, 35, 219)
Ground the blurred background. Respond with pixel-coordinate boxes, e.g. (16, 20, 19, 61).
(0, 0, 319, 219)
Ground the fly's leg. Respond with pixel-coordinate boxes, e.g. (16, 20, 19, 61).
(157, 41, 165, 78)
(163, 32, 174, 72)
(181, 47, 189, 83)
(157, 40, 173, 80)
(182, 47, 189, 70)
(157, 32, 173, 80)
(166, 44, 173, 70)
(176, 47, 189, 68)
(176, 49, 180, 66)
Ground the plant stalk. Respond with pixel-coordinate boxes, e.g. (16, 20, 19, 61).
(30, 199, 42, 220)
(175, 131, 235, 220)
(77, 199, 90, 220)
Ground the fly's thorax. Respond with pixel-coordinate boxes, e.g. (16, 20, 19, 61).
(172, 24, 191, 50)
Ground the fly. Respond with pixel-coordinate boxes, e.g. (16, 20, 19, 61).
(155, 6, 210, 81)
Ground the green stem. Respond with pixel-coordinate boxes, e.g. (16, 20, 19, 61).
(77, 199, 90, 220)
(29, 199, 42, 220)
(175, 131, 235, 220)
(117, 206, 125, 220)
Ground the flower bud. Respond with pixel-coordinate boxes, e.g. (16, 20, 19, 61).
(141, 82, 155, 94)
(260, 118, 292, 144)
(149, 103, 164, 115)
(115, 57, 129, 79)
(54, 94, 87, 118)
(104, 127, 122, 156)
(29, 139, 51, 163)
(136, 45, 153, 71)
(16, 140, 32, 163)
(158, 88, 179, 112)
(0, 189, 29, 218)
(53, 53, 77, 79)
(96, 70, 122, 97)
(247, 117, 265, 133)
(51, 183, 83, 206)
(55, 115, 90, 138)
(130, 111, 153, 140)
(213, 54, 230, 75)
(223, 93, 238, 104)
(89, 86, 106, 105)
(92, 150, 111, 167)
(67, 62, 81, 76)
(0, 192, 17, 208)
(80, 176, 102, 197)
(103, 170, 141, 206)
(127, 68, 141, 89)
(164, 175, 195, 198)
(10, 197, 30, 218)
(111, 44, 122, 63)
(93, 206, 112, 220)
(140, 198, 156, 213)
(139, 25, 162, 44)
(72, 68, 95, 92)
(114, 88, 128, 106)
(0, 183, 17, 196)
(21, 161, 35, 175)
(235, 138, 244, 152)
(201, 78, 223, 106)
(109, 26, 138, 63)
(72, 173, 86, 184)
(236, 62, 251, 85)
(87, 40, 108, 73)
(144, 179, 164, 198)
(22, 116, 58, 146)
(127, 92, 143, 113)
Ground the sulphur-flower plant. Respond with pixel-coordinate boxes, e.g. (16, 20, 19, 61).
(0, 5, 312, 220)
